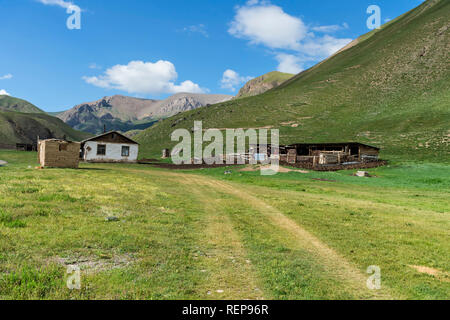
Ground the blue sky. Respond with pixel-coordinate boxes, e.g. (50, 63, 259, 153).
(0, 0, 425, 111)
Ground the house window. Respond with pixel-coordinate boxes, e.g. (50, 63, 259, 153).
(121, 146, 130, 157)
(97, 144, 106, 155)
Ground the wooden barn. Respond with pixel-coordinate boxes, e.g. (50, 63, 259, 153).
(280, 142, 380, 165)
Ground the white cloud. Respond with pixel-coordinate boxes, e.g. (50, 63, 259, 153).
(171, 80, 206, 94)
(299, 35, 353, 57)
(273, 36, 351, 73)
(312, 23, 349, 33)
(37, 0, 76, 9)
(89, 63, 102, 70)
(0, 89, 10, 96)
(229, 1, 307, 50)
(275, 54, 303, 74)
(220, 69, 252, 92)
(229, 1, 352, 75)
(0, 74, 13, 80)
(245, 0, 261, 5)
(83, 60, 206, 95)
(183, 24, 209, 38)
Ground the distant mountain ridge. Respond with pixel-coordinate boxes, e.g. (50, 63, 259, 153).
(58, 93, 233, 134)
(236, 71, 294, 98)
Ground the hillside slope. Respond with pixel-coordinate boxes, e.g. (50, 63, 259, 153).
(136, 0, 449, 161)
(0, 111, 91, 148)
(236, 71, 294, 98)
(58, 93, 232, 134)
(0, 95, 44, 114)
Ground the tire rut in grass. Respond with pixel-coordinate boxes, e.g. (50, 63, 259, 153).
(120, 168, 395, 299)
(180, 177, 265, 300)
(195, 177, 395, 300)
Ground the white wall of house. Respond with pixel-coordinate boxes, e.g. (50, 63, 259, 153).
(83, 141, 139, 162)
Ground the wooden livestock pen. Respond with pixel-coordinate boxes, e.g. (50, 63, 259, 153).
(16, 143, 37, 152)
(38, 139, 81, 168)
(279, 142, 383, 170)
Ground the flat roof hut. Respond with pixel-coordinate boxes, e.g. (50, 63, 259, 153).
(38, 139, 81, 169)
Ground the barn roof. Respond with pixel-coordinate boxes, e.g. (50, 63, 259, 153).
(81, 131, 139, 145)
(284, 142, 380, 150)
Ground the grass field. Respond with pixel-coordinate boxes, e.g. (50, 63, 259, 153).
(0, 150, 448, 300)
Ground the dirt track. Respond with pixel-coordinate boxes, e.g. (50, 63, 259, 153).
(119, 166, 395, 299)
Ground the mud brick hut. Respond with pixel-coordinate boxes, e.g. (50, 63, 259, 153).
(38, 139, 81, 168)
(81, 131, 139, 163)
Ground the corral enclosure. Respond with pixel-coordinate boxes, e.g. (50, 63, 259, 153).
(280, 143, 380, 165)
(160, 142, 383, 171)
(38, 139, 81, 168)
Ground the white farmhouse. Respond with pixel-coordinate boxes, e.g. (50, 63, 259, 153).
(81, 131, 139, 163)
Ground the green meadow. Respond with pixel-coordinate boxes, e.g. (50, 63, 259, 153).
(0, 150, 448, 300)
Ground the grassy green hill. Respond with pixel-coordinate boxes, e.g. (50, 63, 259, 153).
(0, 111, 91, 147)
(0, 95, 44, 114)
(0, 96, 90, 147)
(136, 0, 449, 162)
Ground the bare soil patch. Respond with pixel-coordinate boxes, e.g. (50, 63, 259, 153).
(409, 265, 450, 282)
(52, 254, 134, 274)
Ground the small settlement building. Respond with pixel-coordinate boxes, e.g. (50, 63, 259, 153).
(81, 131, 139, 163)
(38, 139, 81, 168)
(280, 142, 380, 165)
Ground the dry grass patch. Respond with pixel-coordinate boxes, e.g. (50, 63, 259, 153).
(409, 265, 450, 282)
